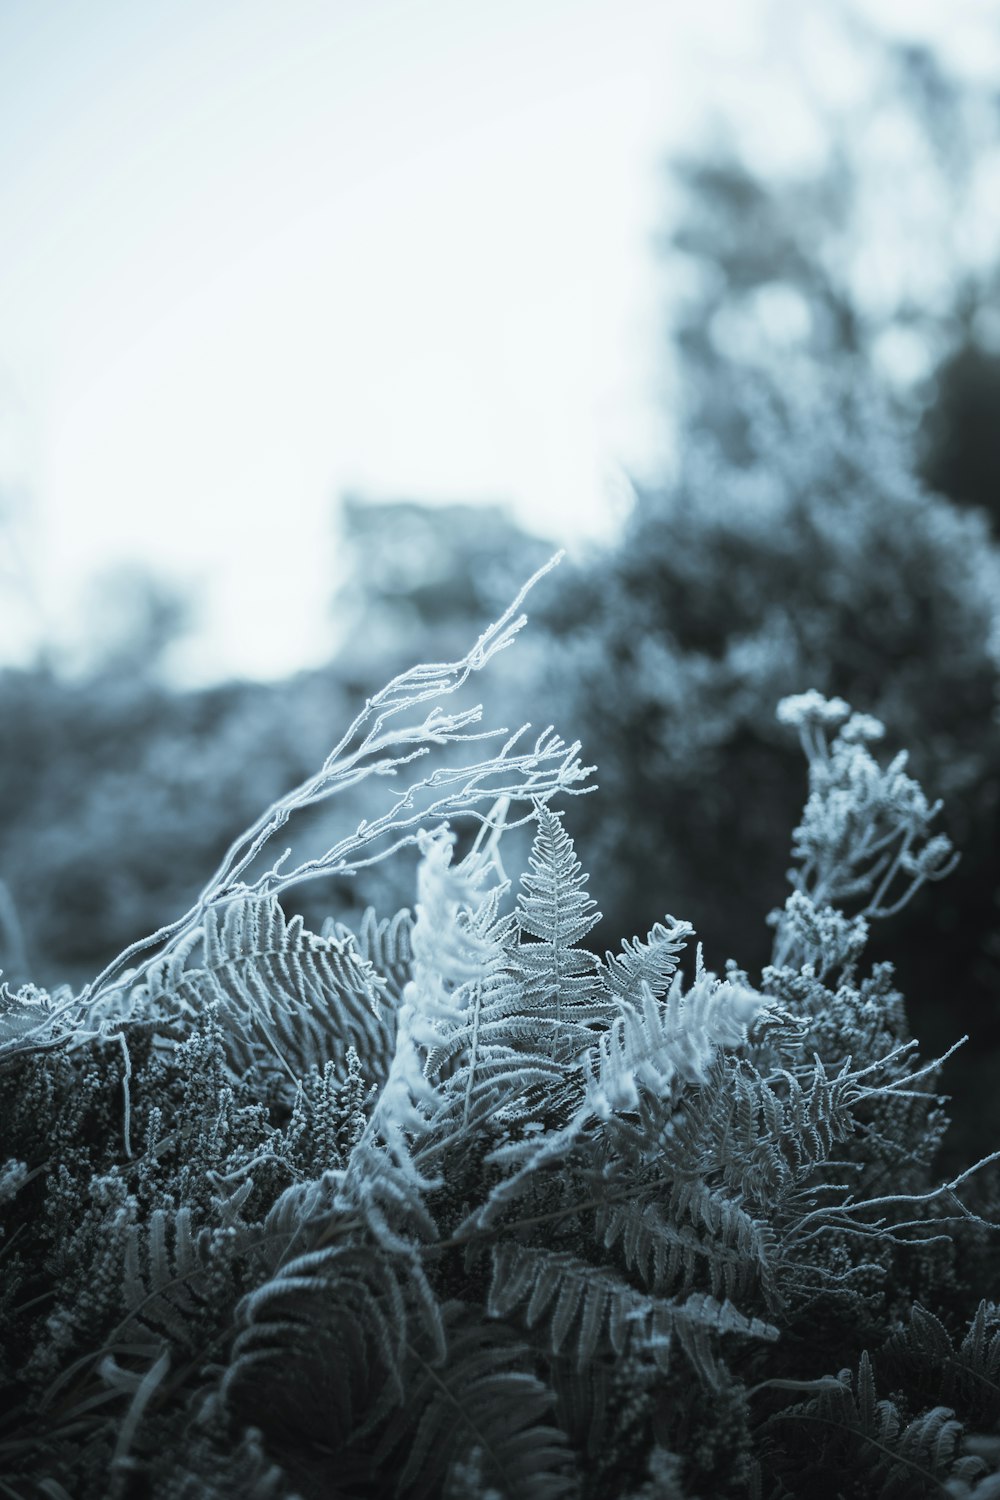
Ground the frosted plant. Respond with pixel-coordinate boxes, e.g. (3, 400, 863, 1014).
(772, 693, 959, 967)
(1, 578, 998, 1500)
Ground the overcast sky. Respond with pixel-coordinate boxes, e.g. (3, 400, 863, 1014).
(0, 0, 992, 683)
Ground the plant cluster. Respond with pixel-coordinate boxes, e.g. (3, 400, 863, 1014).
(1, 578, 998, 1498)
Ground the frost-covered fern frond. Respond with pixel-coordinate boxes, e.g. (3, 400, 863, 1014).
(0, 980, 89, 1069)
(327, 905, 415, 1007)
(413, 807, 592, 1155)
(595, 1186, 782, 1312)
(404, 825, 504, 1034)
(599, 918, 694, 1003)
(337, 829, 506, 1197)
(134, 893, 394, 1093)
(711, 1055, 863, 1208)
(449, 943, 779, 1258)
(302, 830, 518, 1263)
(516, 805, 605, 1049)
(419, 910, 568, 1152)
(582, 970, 773, 1121)
(487, 1242, 777, 1386)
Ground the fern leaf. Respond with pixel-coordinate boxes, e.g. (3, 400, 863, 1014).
(583, 972, 772, 1120)
(881, 1300, 1000, 1430)
(599, 918, 693, 1003)
(765, 1350, 989, 1498)
(515, 806, 603, 1042)
(488, 1243, 776, 1387)
(596, 1192, 782, 1311)
(223, 1241, 430, 1460)
(669, 1290, 780, 1388)
(120, 1207, 222, 1352)
(517, 806, 600, 947)
(139, 895, 394, 1093)
(374, 1305, 576, 1500)
(0, 980, 92, 1068)
(327, 905, 415, 1008)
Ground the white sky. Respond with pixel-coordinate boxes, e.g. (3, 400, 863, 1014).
(0, 0, 992, 683)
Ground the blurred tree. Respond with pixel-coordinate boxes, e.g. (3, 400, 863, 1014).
(535, 374, 1000, 979)
(662, 10, 1000, 528)
(0, 663, 344, 988)
(69, 563, 196, 681)
(0, 563, 352, 984)
(922, 328, 1000, 519)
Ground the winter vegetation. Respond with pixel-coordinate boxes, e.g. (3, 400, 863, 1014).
(3, 12, 1000, 1496)
(2, 570, 999, 1497)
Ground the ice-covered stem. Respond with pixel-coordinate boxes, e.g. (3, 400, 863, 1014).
(12, 554, 591, 1049)
(771, 692, 959, 970)
(784, 1148, 1000, 1249)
